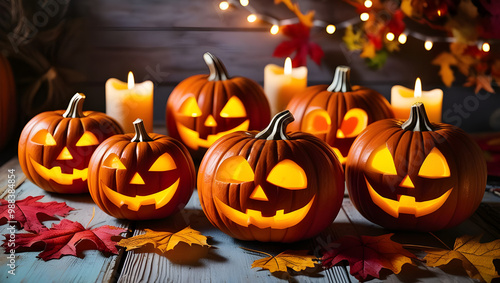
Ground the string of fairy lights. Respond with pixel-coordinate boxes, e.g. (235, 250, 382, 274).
(218, 0, 493, 53)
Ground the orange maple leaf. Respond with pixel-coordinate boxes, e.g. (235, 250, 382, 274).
(432, 52, 458, 87)
(424, 235, 500, 283)
(117, 226, 210, 253)
(322, 234, 417, 281)
(244, 248, 318, 274)
(275, 0, 314, 27)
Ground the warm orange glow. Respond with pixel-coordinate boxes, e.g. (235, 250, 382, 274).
(424, 40, 433, 51)
(130, 172, 145, 185)
(366, 178, 453, 218)
(360, 12, 369, 21)
(214, 196, 315, 229)
(176, 120, 249, 150)
(303, 109, 331, 134)
(220, 96, 247, 118)
(149, 153, 177, 171)
(57, 147, 73, 160)
(284, 57, 292, 75)
(337, 108, 368, 138)
(240, 0, 249, 6)
(414, 77, 422, 98)
(179, 97, 202, 117)
(326, 24, 336, 34)
(76, 132, 99, 146)
(398, 33, 407, 44)
(267, 159, 307, 189)
(331, 147, 348, 164)
(399, 175, 415, 188)
(482, 42, 490, 52)
(270, 25, 279, 35)
(219, 1, 229, 10)
(247, 14, 257, 23)
(418, 148, 450, 178)
(102, 179, 180, 211)
(386, 32, 395, 41)
(104, 154, 126, 169)
(32, 130, 57, 145)
(216, 156, 255, 183)
(250, 185, 268, 201)
(127, 71, 135, 90)
(204, 115, 218, 127)
(369, 145, 397, 175)
(30, 158, 88, 185)
(364, 0, 373, 8)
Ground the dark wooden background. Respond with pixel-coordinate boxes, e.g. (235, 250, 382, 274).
(4, 0, 500, 142)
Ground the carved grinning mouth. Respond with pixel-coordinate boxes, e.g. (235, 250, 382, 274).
(176, 120, 249, 150)
(101, 179, 180, 211)
(213, 196, 315, 229)
(365, 178, 452, 218)
(31, 158, 88, 185)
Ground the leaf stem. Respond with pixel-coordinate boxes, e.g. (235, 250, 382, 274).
(86, 207, 96, 229)
(240, 247, 273, 258)
(429, 232, 452, 250)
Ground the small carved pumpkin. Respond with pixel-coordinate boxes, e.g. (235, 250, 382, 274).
(18, 93, 123, 194)
(287, 66, 394, 164)
(198, 110, 344, 242)
(166, 52, 271, 160)
(346, 103, 487, 231)
(0, 54, 16, 150)
(88, 119, 195, 220)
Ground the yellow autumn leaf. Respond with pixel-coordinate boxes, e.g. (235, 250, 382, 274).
(117, 226, 210, 253)
(361, 42, 376, 59)
(246, 249, 317, 273)
(432, 52, 459, 87)
(424, 235, 500, 282)
(385, 40, 400, 52)
(400, 0, 413, 17)
(343, 25, 365, 51)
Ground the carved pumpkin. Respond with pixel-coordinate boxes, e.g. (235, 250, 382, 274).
(346, 103, 487, 231)
(88, 119, 195, 220)
(198, 110, 344, 242)
(0, 54, 16, 150)
(166, 52, 271, 160)
(18, 93, 123, 194)
(287, 66, 394, 164)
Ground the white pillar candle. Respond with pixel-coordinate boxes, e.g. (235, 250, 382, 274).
(391, 78, 443, 122)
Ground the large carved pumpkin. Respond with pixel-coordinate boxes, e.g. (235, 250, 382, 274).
(287, 66, 394, 164)
(0, 54, 16, 151)
(18, 93, 123, 194)
(166, 52, 271, 160)
(346, 103, 487, 231)
(198, 110, 344, 242)
(88, 119, 195, 220)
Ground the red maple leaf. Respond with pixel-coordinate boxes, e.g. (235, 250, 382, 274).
(273, 22, 324, 67)
(0, 196, 74, 233)
(2, 219, 126, 260)
(321, 234, 416, 281)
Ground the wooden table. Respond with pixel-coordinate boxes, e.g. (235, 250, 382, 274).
(1, 155, 499, 283)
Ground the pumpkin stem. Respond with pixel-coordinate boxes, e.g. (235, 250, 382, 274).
(204, 52, 229, 81)
(62, 93, 86, 118)
(327, 66, 352, 92)
(255, 110, 294, 140)
(131, 119, 153, 142)
(401, 102, 434, 132)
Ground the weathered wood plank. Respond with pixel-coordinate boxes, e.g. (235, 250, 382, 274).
(0, 158, 130, 283)
(0, 157, 25, 198)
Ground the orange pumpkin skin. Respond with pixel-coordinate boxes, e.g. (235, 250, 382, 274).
(166, 52, 270, 161)
(287, 66, 394, 164)
(88, 119, 195, 220)
(346, 103, 487, 231)
(198, 111, 344, 243)
(0, 54, 16, 150)
(18, 93, 123, 194)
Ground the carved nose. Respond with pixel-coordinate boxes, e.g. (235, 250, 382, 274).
(399, 175, 415, 188)
(130, 173, 145, 185)
(57, 147, 73, 160)
(250, 185, 268, 201)
(204, 115, 217, 127)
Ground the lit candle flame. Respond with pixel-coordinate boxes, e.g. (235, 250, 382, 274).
(414, 77, 422, 98)
(284, 57, 292, 76)
(128, 71, 135, 90)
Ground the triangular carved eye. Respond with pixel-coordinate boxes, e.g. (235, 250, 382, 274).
(220, 96, 246, 118)
(179, 96, 202, 117)
(216, 156, 254, 183)
(368, 145, 397, 175)
(337, 108, 368, 138)
(149, 153, 177, 171)
(267, 159, 307, 190)
(76, 131, 99, 146)
(103, 154, 126, 169)
(418, 148, 450, 178)
(31, 130, 57, 145)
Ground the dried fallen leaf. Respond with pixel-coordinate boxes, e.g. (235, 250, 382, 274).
(424, 235, 500, 283)
(2, 219, 126, 260)
(322, 234, 416, 281)
(245, 248, 317, 273)
(432, 52, 458, 87)
(0, 196, 74, 233)
(464, 75, 495, 94)
(117, 226, 209, 253)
